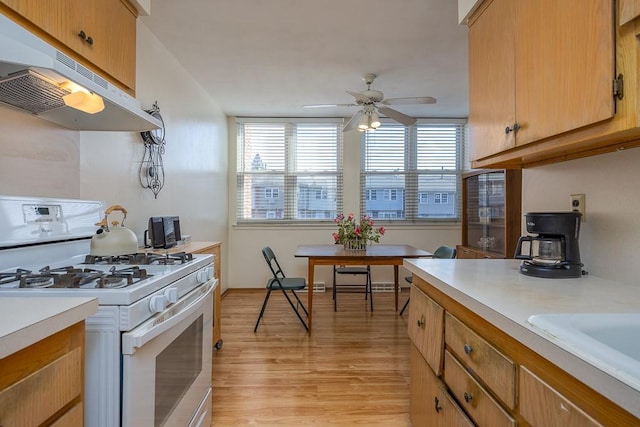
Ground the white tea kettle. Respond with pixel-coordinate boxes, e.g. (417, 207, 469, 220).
(90, 205, 139, 256)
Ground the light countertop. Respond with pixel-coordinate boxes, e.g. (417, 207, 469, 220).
(403, 258, 640, 418)
(0, 297, 98, 359)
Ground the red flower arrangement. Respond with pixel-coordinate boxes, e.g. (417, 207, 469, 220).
(332, 213, 385, 246)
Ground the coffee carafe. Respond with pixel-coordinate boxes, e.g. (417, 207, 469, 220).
(514, 212, 584, 278)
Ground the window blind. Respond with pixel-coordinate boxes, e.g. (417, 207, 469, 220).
(361, 120, 465, 221)
(236, 119, 343, 223)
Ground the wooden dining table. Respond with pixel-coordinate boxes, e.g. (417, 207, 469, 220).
(294, 244, 432, 331)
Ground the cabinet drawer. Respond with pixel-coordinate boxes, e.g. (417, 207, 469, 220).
(49, 402, 83, 427)
(0, 347, 82, 426)
(407, 285, 445, 375)
(519, 366, 603, 427)
(445, 312, 516, 409)
(445, 350, 516, 427)
(411, 345, 474, 427)
(456, 245, 478, 259)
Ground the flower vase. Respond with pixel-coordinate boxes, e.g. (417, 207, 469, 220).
(344, 240, 366, 251)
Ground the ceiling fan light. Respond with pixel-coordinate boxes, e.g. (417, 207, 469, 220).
(358, 114, 369, 130)
(370, 111, 381, 128)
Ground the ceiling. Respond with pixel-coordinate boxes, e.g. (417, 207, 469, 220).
(140, 0, 469, 122)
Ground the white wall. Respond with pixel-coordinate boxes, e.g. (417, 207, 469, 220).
(0, 108, 81, 198)
(522, 148, 640, 285)
(226, 122, 462, 288)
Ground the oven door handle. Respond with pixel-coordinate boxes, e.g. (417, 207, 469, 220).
(122, 279, 215, 355)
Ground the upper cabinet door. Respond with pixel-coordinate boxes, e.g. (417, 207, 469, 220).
(514, 0, 614, 146)
(468, 0, 615, 162)
(468, 0, 516, 161)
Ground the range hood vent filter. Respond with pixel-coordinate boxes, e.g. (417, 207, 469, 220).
(0, 70, 70, 114)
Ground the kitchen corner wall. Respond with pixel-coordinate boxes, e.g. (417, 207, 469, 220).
(522, 147, 640, 286)
(0, 22, 229, 289)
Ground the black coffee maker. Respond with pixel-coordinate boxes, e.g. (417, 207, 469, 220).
(514, 212, 584, 278)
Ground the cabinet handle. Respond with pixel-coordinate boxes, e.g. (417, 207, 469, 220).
(78, 30, 87, 40)
(505, 123, 520, 134)
(463, 343, 473, 354)
(464, 392, 473, 403)
(417, 315, 426, 329)
(434, 396, 442, 413)
(86, 36, 94, 45)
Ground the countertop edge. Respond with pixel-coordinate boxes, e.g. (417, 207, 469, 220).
(0, 297, 98, 359)
(403, 259, 640, 419)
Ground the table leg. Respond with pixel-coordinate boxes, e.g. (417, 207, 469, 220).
(307, 259, 314, 332)
(394, 265, 399, 311)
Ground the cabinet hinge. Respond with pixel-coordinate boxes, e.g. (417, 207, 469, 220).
(613, 74, 624, 100)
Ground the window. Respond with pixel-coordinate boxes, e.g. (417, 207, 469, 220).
(361, 120, 465, 221)
(434, 193, 448, 204)
(384, 189, 397, 201)
(236, 119, 343, 222)
(265, 188, 279, 199)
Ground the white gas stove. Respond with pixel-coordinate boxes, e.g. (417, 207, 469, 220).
(0, 196, 214, 427)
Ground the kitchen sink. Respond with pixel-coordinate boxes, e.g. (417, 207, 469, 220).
(527, 313, 640, 390)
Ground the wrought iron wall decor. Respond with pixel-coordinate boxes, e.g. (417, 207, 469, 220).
(139, 101, 166, 199)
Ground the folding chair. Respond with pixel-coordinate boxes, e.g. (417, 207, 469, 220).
(254, 246, 308, 332)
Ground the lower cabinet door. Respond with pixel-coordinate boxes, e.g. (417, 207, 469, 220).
(410, 345, 474, 427)
(519, 365, 603, 427)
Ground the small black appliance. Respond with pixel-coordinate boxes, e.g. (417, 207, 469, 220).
(144, 216, 181, 249)
(514, 211, 584, 278)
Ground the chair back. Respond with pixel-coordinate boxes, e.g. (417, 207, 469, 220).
(433, 245, 457, 259)
(262, 246, 286, 282)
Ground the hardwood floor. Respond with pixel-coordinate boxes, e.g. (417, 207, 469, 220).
(212, 289, 412, 426)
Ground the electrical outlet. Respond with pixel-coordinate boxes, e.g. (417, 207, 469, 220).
(570, 194, 586, 221)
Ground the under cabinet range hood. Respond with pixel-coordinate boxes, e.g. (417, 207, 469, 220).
(0, 14, 161, 131)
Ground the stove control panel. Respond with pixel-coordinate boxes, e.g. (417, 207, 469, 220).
(23, 204, 62, 223)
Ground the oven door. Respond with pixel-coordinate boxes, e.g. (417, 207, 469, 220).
(121, 279, 215, 427)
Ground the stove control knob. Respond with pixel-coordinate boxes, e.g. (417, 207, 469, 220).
(197, 267, 213, 283)
(149, 294, 167, 313)
(164, 287, 179, 304)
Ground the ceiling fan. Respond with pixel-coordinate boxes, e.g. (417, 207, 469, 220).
(303, 73, 436, 132)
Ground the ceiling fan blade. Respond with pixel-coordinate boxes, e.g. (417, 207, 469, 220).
(343, 110, 363, 132)
(377, 106, 417, 126)
(303, 103, 357, 108)
(381, 96, 437, 106)
(346, 91, 372, 104)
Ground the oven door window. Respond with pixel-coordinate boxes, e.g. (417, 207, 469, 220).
(155, 315, 203, 426)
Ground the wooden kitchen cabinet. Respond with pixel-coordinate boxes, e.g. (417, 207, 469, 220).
(519, 365, 603, 427)
(0, 0, 137, 93)
(407, 285, 445, 375)
(410, 346, 474, 427)
(444, 350, 516, 427)
(468, 0, 622, 168)
(620, 0, 640, 25)
(459, 169, 521, 259)
(0, 322, 85, 426)
(408, 274, 639, 426)
(143, 241, 224, 350)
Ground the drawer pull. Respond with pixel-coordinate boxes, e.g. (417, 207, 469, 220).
(464, 391, 473, 403)
(464, 343, 473, 354)
(417, 315, 426, 329)
(434, 396, 442, 413)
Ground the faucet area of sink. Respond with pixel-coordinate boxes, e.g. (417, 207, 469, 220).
(527, 313, 640, 391)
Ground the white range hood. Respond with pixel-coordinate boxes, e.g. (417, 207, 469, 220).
(0, 13, 161, 131)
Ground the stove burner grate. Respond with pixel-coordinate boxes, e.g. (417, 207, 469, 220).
(0, 266, 151, 289)
(83, 252, 193, 265)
